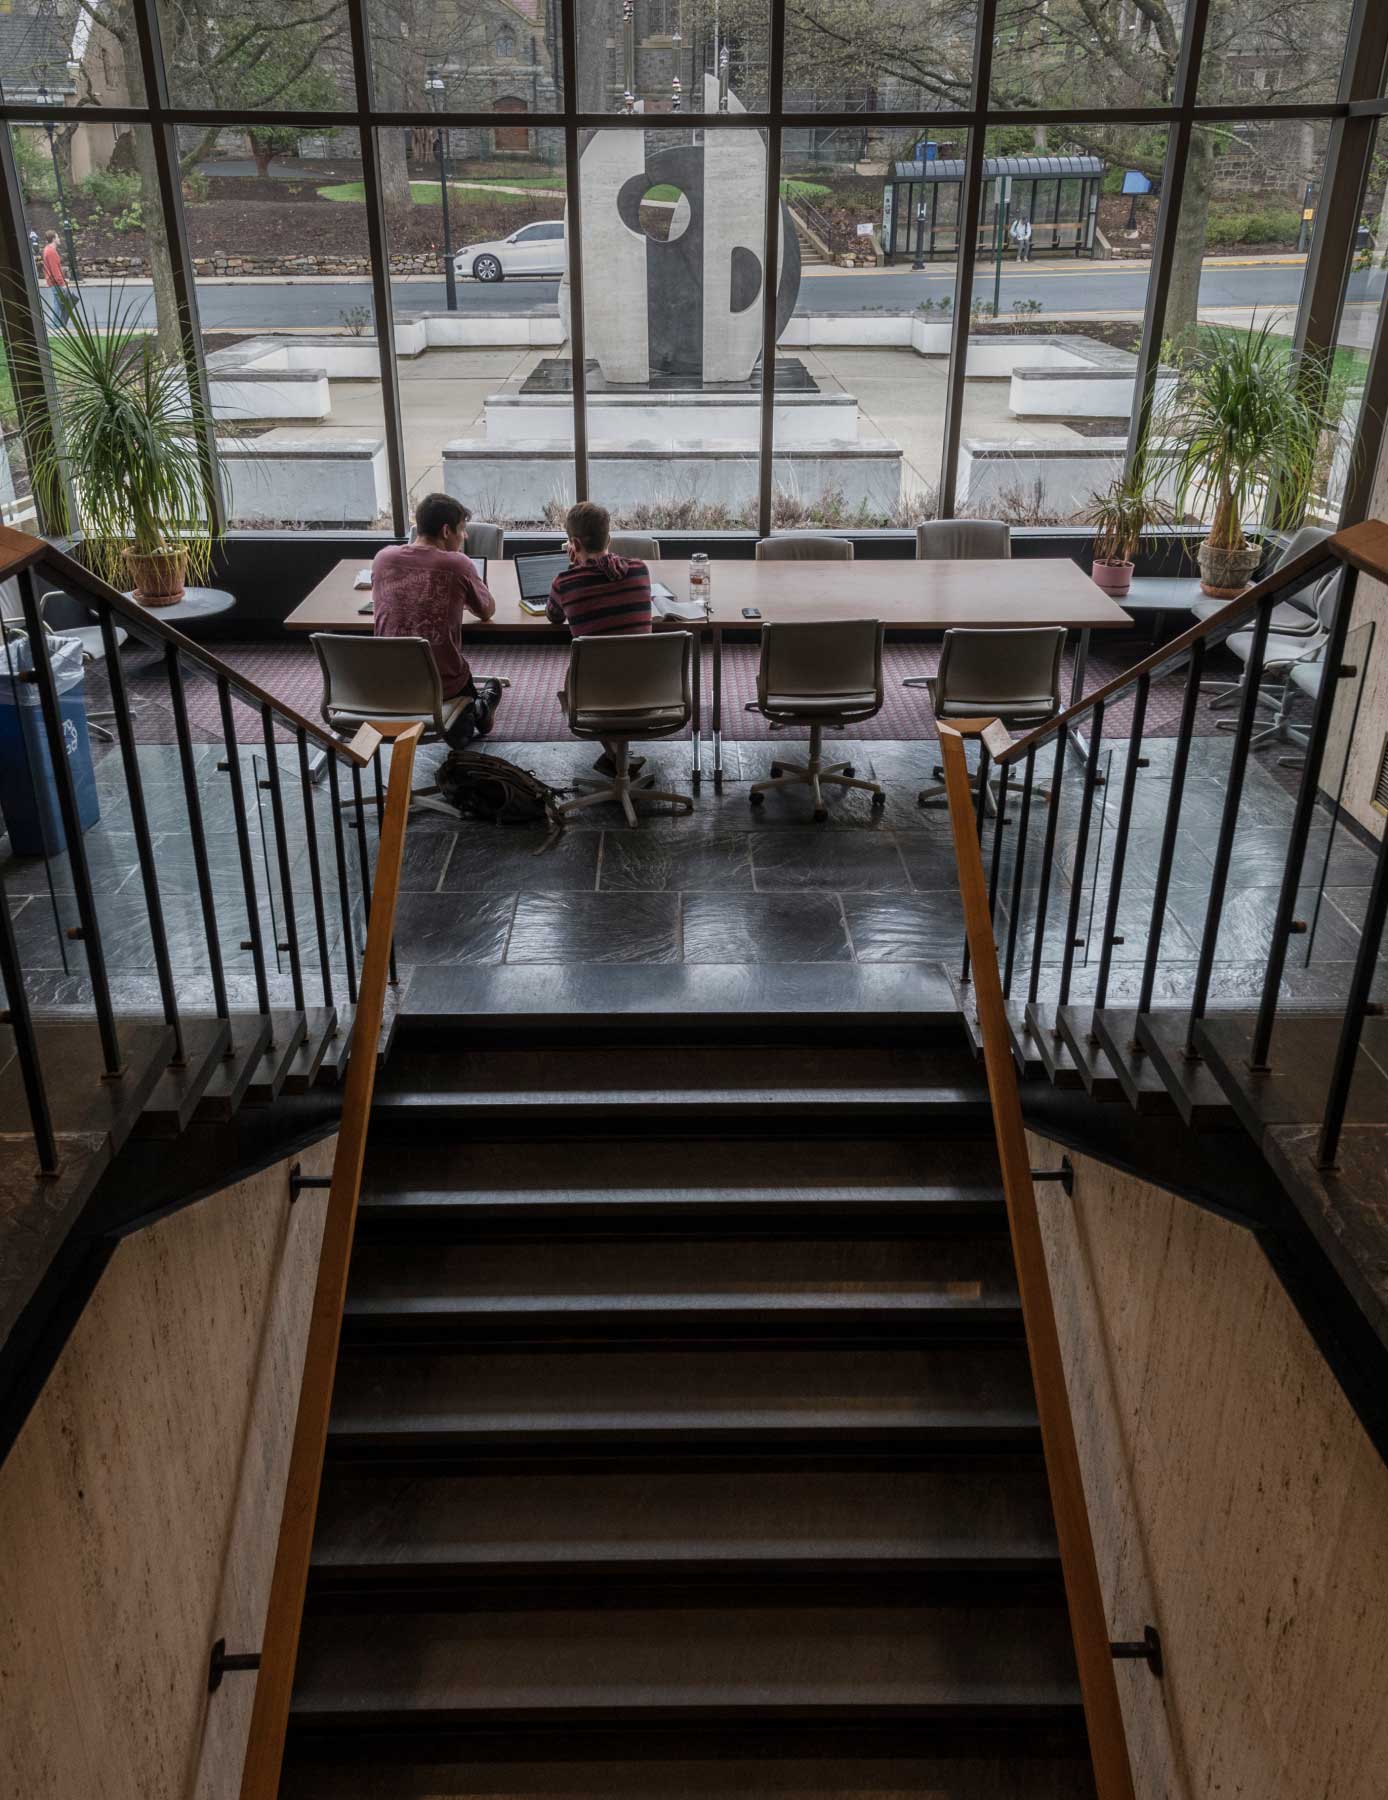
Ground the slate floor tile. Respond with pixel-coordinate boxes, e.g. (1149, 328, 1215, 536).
(843, 892, 966, 962)
(599, 824, 755, 892)
(752, 831, 908, 893)
(506, 893, 681, 963)
(439, 827, 602, 893)
(682, 893, 852, 963)
(389, 893, 515, 966)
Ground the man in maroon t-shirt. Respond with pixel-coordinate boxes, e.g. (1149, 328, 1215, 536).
(371, 493, 503, 746)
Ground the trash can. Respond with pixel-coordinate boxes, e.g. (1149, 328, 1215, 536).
(0, 623, 100, 857)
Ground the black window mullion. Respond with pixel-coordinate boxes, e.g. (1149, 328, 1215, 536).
(344, 0, 408, 536)
(938, 0, 1000, 521)
(559, 0, 589, 504)
(756, 0, 789, 538)
(126, 0, 224, 535)
(1125, 0, 1214, 469)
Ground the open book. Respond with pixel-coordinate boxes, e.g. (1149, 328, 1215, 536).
(652, 584, 708, 623)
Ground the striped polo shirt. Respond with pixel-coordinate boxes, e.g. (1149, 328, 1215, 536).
(546, 554, 653, 636)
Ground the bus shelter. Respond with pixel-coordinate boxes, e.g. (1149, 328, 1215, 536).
(883, 155, 1106, 264)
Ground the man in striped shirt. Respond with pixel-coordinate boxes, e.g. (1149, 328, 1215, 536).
(548, 502, 653, 778)
(546, 502, 653, 636)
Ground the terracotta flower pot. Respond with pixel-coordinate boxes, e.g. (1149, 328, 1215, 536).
(1197, 540, 1260, 600)
(1091, 559, 1134, 598)
(123, 546, 188, 607)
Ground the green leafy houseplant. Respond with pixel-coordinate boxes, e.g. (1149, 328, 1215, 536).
(1085, 462, 1174, 598)
(21, 297, 215, 605)
(1153, 319, 1339, 597)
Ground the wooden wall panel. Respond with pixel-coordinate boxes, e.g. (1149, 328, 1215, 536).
(1330, 440, 1388, 837)
(1027, 1134, 1388, 1800)
(0, 1136, 335, 1800)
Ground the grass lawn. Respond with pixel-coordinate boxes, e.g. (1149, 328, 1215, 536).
(1198, 323, 1368, 388)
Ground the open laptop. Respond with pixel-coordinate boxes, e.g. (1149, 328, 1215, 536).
(514, 551, 571, 613)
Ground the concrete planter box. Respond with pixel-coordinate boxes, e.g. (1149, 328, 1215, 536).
(1010, 364, 1176, 421)
(483, 390, 861, 449)
(957, 437, 1127, 515)
(444, 439, 903, 520)
(218, 436, 389, 527)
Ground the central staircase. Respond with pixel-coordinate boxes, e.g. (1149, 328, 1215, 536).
(278, 1023, 1098, 1799)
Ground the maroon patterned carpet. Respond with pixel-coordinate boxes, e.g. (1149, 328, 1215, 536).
(92, 637, 1244, 746)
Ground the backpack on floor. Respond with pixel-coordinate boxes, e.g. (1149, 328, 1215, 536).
(436, 749, 565, 830)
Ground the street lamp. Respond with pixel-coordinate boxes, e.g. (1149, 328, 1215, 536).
(37, 87, 80, 285)
(426, 70, 458, 312)
(911, 201, 928, 272)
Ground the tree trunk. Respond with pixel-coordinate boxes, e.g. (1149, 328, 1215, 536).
(1164, 127, 1214, 354)
(131, 124, 183, 358)
(250, 135, 273, 179)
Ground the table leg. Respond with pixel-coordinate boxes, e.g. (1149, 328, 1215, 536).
(712, 626, 724, 791)
(690, 632, 703, 787)
(1067, 627, 1094, 767)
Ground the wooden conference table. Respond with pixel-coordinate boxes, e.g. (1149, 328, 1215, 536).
(286, 557, 1132, 786)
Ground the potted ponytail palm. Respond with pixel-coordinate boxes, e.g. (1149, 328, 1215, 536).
(1155, 318, 1337, 598)
(1086, 462, 1173, 598)
(23, 298, 216, 605)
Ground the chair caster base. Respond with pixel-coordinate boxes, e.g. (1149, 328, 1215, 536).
(870, 791, 887, 811)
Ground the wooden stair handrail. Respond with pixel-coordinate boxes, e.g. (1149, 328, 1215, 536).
(0, 523, 373, 768)
(993, 519, 1388, 768)
(938, 719, 1136, 1800)
(237, 722, 422, 1800)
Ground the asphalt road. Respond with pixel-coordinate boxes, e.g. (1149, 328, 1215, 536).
(63, 261, 1386, 332)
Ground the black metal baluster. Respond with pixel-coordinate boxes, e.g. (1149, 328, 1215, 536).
(165, 649, 229, 1022)
(1185, 605, 1273, 1057)
(260, 707, 305, 1013)
(1138, 640, 1206, 1017)
(1318, 827, 1388, 1168)
(296, 729, 333, 1009)
(327, 755, 359, 1007)
(1028, 725, 1070, 1006)
(19, 574, 123, 1071)
(215, 680, 271, 1018)
(350, 760, 374, 956)
(371, 745, 400, 988)
(1003, 748, 1036, 998)
(1094, 677, 1149, 1011)
(97, 609, 183, 1064)
(1059, 702, 1106, 1008)
(0, 866, 58, 1172)
(961, 742, 993, 985)
(987, 760, 1010, 923)
(1250, 567, 1359, 1069)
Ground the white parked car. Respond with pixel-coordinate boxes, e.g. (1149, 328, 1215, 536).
(453, 220, 566, 282)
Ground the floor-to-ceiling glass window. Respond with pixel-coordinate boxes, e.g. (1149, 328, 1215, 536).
(0, 0, 1384, 540)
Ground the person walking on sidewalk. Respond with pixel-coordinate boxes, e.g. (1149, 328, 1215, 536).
(1009, 212, 1033, 263)
(41, 232, 76, 330)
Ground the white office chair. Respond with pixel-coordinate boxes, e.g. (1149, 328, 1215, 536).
(1221, 567, 1342, 752)
(755, 535, 854, 562)
(746, 619, 886, 820)
(558, 632, 695, 827)
(914, 627, 1066, 810)
(313, 633, 477, 816)
(916, 520, 1011, 560)
(464, 521, 505, 561)
(609, 533, 661, 560)
(1196, 526, 1330, 712)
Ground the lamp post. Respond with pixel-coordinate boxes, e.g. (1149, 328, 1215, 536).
(912, 200, 928, 271)
(37, 89, 80, 285)
(426, 70, 458, 312)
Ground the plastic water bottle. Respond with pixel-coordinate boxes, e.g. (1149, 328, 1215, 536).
(689, 552, 710, 614)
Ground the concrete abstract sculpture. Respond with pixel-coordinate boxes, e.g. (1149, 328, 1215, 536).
(562, 128, 801, 386)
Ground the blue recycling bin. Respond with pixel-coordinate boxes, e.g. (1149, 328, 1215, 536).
(0, 634, 101, 858)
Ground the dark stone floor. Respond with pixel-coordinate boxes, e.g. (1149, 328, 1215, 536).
(1, 735, 1382, 1012)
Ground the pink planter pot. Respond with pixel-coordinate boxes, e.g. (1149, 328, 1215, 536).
(1091, 559, 1134, 598)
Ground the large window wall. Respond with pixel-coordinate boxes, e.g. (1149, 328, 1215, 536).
(2, 0, 1387, 542)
